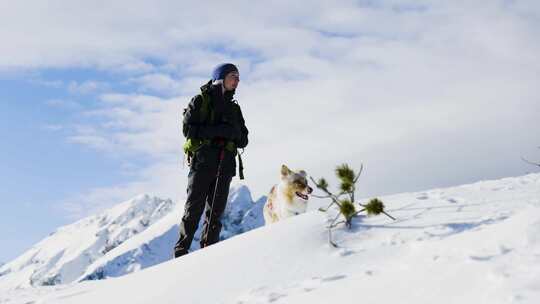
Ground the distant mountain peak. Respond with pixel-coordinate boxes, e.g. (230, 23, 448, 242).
(0, 187, 264, 290)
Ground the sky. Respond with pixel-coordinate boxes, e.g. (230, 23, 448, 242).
(0, 0, 539, 263)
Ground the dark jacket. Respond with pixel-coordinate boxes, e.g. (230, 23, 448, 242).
(183, 81, 249, 176)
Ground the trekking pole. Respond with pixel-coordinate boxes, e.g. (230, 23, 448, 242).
(202, 146, 226, 248)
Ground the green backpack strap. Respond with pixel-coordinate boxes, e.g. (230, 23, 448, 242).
(183, 92, 213, 155)
(199, 92, 215, 124)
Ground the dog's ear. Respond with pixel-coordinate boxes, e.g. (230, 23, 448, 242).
(299, 170, 307, 177)
(281, 164, 291, 177)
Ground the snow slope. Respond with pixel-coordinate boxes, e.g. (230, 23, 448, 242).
(1, 173, 539, 304)
(0, 185, 264, 292)
(0, 194, 174, 289)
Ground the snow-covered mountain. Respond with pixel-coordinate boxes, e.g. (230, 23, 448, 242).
(1, 173, 539, 304)
(0, 185, 265, 291)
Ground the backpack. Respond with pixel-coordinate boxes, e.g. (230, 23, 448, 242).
(182, 92, 244, 179)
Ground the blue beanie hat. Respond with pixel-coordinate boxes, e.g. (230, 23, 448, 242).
(211, 63, 239, 81)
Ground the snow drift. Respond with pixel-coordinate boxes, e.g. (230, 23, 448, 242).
(1, 174, 539, 304)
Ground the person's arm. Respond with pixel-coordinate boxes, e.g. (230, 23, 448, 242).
(234, 104, 249, 148)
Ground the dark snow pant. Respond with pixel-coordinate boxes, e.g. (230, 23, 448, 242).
(174, 167, 233, 258)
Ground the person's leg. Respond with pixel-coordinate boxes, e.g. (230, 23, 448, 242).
(200, 174, 233, 248)
(174, 169, 214, 258)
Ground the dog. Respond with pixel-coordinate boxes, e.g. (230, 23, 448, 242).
(263, 165, 313, 225)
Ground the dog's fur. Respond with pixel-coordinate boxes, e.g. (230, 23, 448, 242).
(263, 165, 313, 225)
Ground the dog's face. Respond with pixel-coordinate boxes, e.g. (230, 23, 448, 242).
(280, 165, 313, 201)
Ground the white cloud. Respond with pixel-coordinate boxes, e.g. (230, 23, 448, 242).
(68, 80, 109, 94)
(66, 93, 182, 158)
(29, 78, 64, 88)
(45, 99, 81, 109)
(68, 135, 114, 152)
(128, 73, 183, 96)
(3, 1, 538, 217)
